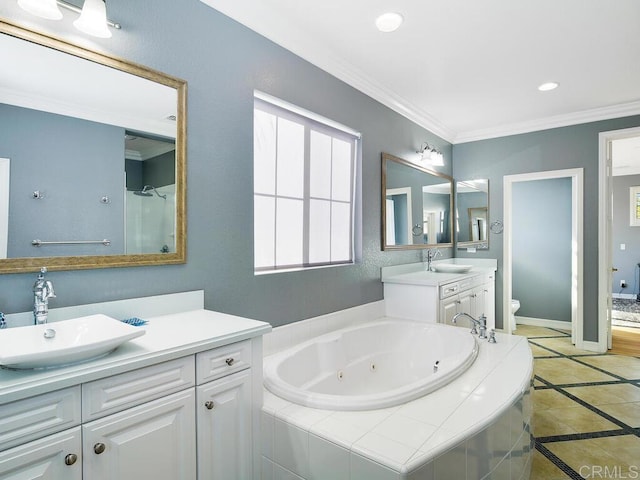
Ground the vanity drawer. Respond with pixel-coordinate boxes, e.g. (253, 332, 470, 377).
(0, 386, 81, 451)
(82, 356, 195, 422)
(196, 340, 252, 385)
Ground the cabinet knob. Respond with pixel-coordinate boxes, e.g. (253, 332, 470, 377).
(94, 443, 106, 454)
(225, 357, 235, 366)
(205, 400, 215, 410)
(64, 453, 78, 465)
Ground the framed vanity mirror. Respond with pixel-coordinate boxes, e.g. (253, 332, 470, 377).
(0, 20, 186, 273)
(456, 179, 489, 249)
(381, 152, 453, 250)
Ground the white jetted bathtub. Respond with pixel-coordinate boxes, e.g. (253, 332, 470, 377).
(263, 319, 478, 410)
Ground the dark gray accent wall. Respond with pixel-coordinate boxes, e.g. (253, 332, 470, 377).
(1, 104, 125, 257)
(512, 178, 572, 322)
(0, 1, 451, 326)
(453, 115, 640, 342)
(612, 174, 640, 295)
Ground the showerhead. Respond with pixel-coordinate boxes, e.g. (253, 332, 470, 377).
(133, 185, 166, 199)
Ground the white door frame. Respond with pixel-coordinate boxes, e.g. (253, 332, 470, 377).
(503, 169, 584, 349)
(0, 158, 9, 259)
(598, 126, 640, 352)
(386, 187, 413, 244)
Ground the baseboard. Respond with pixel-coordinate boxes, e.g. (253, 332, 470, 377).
(581, 340, 606, 353)
(612, 293, 637, 300)
(516, 316, 571, 330)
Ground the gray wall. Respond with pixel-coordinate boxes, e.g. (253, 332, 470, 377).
(0, 1, 452, 326)
(1, 104, 125, 257)
(453, 115, 640, 341)
(612, 174, 640, 295)
(512, 178, 572, 322)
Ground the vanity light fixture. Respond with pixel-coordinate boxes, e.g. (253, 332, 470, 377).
(17, 0, 120, 38)
(375, 12, 403, 32)
(417, 142, 444, 167)
(538, 81, 559, 92)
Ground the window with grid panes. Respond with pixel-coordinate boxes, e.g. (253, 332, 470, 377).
(253, 93, 359, 273)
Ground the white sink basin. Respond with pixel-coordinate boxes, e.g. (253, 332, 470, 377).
(431, 263, 473, 274)
(0, 314, 145, 369)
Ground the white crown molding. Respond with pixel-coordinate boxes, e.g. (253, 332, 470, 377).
(453, 100, 640, 144)
(200, 0, 456, 143)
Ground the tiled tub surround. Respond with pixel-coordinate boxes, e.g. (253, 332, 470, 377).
(261, 303, 533, 480)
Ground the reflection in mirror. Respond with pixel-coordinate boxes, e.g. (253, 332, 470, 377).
(0, 20, 186, 273)
(381, 153, 453, 250)
(456, 179, 489, 249)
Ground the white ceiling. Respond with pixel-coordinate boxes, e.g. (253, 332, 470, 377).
(201, 0, 640, 144)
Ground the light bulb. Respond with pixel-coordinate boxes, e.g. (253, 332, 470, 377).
(73, 0, 112, 38)
(18, 0, 63, 20)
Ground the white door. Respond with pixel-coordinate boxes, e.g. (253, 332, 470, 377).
(83, 390, 196, 480)
(197, 370, 252, 480)
(0, 427, 82, 479)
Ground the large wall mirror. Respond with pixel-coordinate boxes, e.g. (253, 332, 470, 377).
(0, 20, 186, 273)
(381, 152, 453, 250)
(456, 179, 489, 249)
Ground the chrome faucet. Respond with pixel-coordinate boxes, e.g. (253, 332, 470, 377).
(33, 267, 55, 325)
(423, 248, 442, 271)
(452, 312, 487, 339)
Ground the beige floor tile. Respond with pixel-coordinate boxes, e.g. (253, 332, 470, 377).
(545, 439, 622, 474)
(533, 389, 579, 411)
(533, 404, 621, 437)
(585, 435, 640, 467)
(530, 450, 570, 480)
(564, 383, 640, 405)
(534, 358, 618, 384)
(531, 337, 600, 356)
(577, 355, 640, 380)
(596, 402, 640, 428)
(514, 325, 569, 338)
(529, 343, 560, 357)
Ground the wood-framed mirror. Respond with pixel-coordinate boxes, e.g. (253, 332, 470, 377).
(456, 179, 489, 249)
(381, 152, 453, 250)
(0, 20, 186, 273)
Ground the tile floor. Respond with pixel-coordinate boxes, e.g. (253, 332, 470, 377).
(514, 325, 640, 480)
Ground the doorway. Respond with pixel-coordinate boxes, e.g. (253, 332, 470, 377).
(598, 126, 640, 352)
(503, 169, 584, 348)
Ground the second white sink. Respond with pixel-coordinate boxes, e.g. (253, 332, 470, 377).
(0, 314, 145, 369)
(431, 263, 473, 273)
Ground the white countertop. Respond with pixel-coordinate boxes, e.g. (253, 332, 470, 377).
(263, 328, 532, 473)
(381, 259, 497, 287)
(0, 309, 271, 404)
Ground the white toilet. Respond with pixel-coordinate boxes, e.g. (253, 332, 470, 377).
(510, 299, 521, 332)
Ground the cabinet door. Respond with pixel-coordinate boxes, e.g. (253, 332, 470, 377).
(0, 427, 81, 480)
(482, 280, 496, 330)
(83, 389, 196, 480)
(440, 296, 460, 326)
(197, 369, 252, 480)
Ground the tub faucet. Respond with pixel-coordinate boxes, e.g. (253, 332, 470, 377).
(33, 267, 55, 325)
(423, 248, 442, 271)
(452, 312, 487, 339)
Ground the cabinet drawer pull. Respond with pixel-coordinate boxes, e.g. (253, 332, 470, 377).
(205, 401, 215, 410)
(225, 357, 235, 366)
(64, 453, 78, 465)
(94, 443, 106, 454)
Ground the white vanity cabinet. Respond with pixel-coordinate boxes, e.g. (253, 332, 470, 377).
(0, 333, 266, 480)
(440, 273, 495, 328)
(384, 270, 496, 330)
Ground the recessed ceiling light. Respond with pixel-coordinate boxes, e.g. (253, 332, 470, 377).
(538, 82, 559, 92)
(375, 12, 403, 32)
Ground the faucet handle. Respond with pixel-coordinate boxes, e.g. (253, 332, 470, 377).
(488, 329, 497, 343)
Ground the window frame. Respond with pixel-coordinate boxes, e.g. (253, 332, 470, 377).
(253, 93, 360, 274)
